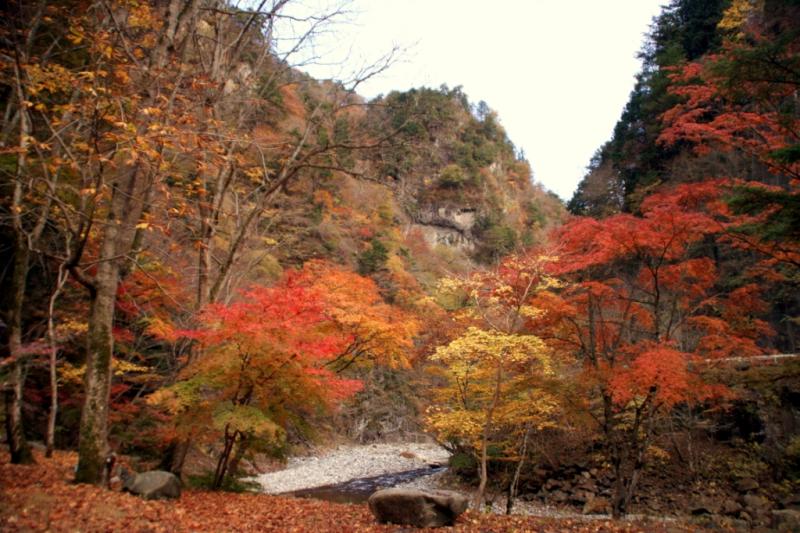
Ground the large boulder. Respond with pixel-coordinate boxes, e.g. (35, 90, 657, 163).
(120, 468, 181, 500)
(368, 488, 468, 528)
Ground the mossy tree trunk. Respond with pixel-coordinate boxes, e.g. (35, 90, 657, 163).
(74, 211, 120, 483)
(75, 161, 151, 483)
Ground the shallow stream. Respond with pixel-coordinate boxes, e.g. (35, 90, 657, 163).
(284, 465, 447, 504)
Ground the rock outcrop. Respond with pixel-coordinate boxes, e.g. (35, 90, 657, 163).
(411, 205, 477, 251)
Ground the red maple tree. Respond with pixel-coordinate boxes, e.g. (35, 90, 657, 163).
(534, 184, 772, 517)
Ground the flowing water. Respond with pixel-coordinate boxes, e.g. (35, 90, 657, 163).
(284, 465, 447, 504)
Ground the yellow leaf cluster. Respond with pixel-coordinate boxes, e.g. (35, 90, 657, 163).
(718, 0, 763, 34)
(432, 327, 552, 372)
(59, 358, 151, 384)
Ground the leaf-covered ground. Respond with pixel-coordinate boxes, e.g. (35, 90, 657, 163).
(1, 451, 698, 532)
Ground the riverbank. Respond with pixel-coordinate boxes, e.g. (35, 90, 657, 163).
(1, 449, 700, 532)
(251, 442, 682, 525)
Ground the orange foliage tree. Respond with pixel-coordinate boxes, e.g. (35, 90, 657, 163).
(536, 184, 772, 517)
(656, 2, 799, 354)
(298, 260, 421, 371)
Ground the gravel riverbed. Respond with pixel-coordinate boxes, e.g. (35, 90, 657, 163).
(252, 442, 678, 524)
(252, 442, 450, 494)
(251, 442, 597, 520)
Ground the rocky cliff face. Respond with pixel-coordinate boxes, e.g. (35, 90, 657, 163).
(411, 206, 477, 251)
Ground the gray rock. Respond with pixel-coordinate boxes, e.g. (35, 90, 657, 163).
(368, 488, 468, 528)
(690, 496, 721, 515)
(736, 478, 760, 493)
(722, 498, 743, 516)
(771, 509, 800, 532)
(742, 493, 770, 512)
(120, 468, 181, 500)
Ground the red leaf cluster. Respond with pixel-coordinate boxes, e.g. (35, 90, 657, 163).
(536, 180, 773, 411)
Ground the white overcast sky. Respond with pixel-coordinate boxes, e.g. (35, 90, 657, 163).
(281, 0, 666, 200)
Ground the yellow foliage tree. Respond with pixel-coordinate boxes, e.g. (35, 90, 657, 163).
(426, 253, 561, 510)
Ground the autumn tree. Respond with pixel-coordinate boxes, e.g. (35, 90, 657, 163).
(657, 0, 800, 348)
(0, 0, 209, 479)
(568, 0, 729, 214)
(151, 264, 422, 489)
(427, 253, 561, 510)
(539, 184, 772, 517)
(146, 260, 419, 488)
(0, 0, 65, 465)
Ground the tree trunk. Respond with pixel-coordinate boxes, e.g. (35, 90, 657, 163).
(603, 392, 626, 519)
(611, 457, 626, 519)
(45, 360, 57, 457)
(45, 264, 68, 457)
(75, 216, 120, 483)
(3, 38, 34, 465)
(197, 238, 212, 310)
(506, 426, 531, 515)
(5, 361, 33, 464)
(5, 240, 34, 465)
(226, 434, 249, 482)
(475, 450, 489, 510)
(473, 362, 503, 510)
(622, 420, 649, 513)
(159, 439, 192, 476)
(75, 153, 153, 483)
(624, 464, 642, 513)
(213, 426, 237, 489)
(171, 438, 192, 476)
